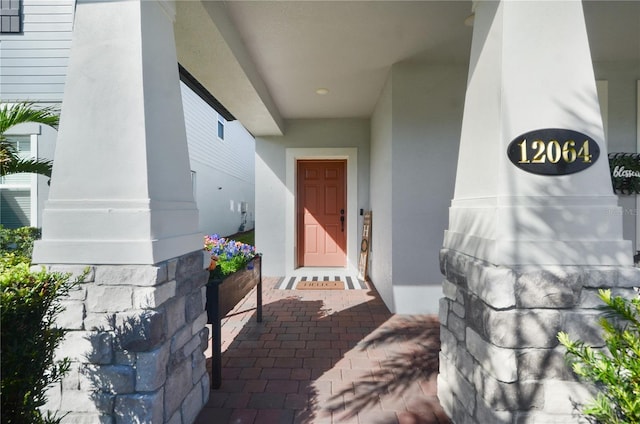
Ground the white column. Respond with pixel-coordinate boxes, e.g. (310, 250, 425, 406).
(32, 0, 201, 265)
(443, 0, 632, 266)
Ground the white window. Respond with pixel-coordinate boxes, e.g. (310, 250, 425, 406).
(0, 189, 30, 228)
(0, 135, 36, 228)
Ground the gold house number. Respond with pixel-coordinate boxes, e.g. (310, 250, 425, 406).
(517, 139, 593, 164)
(507, 129, 600, 176)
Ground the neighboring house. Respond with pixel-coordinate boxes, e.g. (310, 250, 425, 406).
(180, 71, 256, 236)
(0, 0, 255, 237)
(0, 0, 67, 229)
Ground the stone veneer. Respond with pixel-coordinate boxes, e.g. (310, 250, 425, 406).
(40, 250, 210, 424)
(438, 248, 640, 424)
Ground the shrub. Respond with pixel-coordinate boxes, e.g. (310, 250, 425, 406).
(558, 289, 640, 423)
(0, 225, 41, 259)
(0, 256, 77, 424)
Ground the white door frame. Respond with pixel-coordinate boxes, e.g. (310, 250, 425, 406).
(285, 147, 358, 275)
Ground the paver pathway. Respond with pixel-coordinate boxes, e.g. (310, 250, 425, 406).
(195, 277, 449, 424)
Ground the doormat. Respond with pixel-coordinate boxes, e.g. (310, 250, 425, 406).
(296, 281, 345, 290)
(276, 275, 368, 290)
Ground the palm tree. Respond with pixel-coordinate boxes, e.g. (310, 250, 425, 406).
(0, 102, 59, 178)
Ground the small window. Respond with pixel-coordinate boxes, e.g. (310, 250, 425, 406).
(217, 115, 225, 140)
(1, 0, 22, 34)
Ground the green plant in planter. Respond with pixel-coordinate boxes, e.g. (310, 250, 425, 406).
(0, 255, 78, 424)
(557, 289, 640, 423)
(204, 234, 256, 278)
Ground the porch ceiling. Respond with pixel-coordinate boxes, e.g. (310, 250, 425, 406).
(175, 1, 640, 137)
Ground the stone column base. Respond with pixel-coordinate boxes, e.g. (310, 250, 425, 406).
(438, 248, 639, 423)
(39, 250, 210, 424)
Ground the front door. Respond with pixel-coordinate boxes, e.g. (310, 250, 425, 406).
(297, 160, 347, 267)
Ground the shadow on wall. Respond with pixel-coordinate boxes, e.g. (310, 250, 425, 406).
(80, 311, 209, 422)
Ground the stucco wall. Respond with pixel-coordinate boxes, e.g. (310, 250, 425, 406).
(369, 63, 466, 314)
(391, 63, 466, 313)
(369, 75, 394, 310)
(593, 62, 640, 252)
(255, 119, 370, 277)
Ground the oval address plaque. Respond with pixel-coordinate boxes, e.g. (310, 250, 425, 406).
(507, 128, 600, 176)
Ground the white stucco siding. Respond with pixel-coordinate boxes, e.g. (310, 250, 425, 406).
(180, 81, 255, 237)
(255, 138, 288, 275)
(369, 74, 394, 310)
(0, 0, 74, 102)
(369, 63, 467, 314)
(391, 64, 466, 289)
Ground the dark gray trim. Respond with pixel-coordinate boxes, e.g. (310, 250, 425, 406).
(0, 0, 22, 34)
(178, 63, 236, 122)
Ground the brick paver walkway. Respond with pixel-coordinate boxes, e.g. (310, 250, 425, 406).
(195, 277, 449, 424)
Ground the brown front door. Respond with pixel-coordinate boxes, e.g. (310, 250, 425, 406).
(297, 160, 347, 267)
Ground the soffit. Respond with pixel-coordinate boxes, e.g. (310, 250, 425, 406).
(223, 0, 474, 120)
(176, 1, 640, 137)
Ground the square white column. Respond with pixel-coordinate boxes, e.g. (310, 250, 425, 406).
(443, 0, 632, 266)
(33, 0, 201, 265)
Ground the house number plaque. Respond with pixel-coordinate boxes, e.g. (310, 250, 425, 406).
(507, 128, 600, 175)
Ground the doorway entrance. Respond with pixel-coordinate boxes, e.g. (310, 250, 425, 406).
(296, 160, 347, 267)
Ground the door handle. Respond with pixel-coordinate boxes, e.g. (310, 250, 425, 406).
(340, 216, 344, 232)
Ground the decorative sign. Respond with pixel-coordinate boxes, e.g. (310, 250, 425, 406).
(358, 211, 371, 281)
(609, 153, 640, 195)
(507, 129, 600, 175)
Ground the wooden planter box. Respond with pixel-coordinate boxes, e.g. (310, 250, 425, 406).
(206, 254, 262, 389)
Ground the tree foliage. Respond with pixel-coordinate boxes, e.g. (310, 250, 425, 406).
(0, 226, 79, 424)
(558, 289, 640, 423)
(0, 226, 41, 258)
(0, 102, 58, 178)
(0, 256, 77, 423)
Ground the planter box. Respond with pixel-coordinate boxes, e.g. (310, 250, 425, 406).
(206, 254, 262, 389)
(207, 254, 262, 321)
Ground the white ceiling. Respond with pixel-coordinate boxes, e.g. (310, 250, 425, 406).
(176, 1, 640, 136)
(223, 1, 474, 119)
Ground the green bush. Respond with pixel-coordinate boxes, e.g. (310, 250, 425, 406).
(0, 256, 76, 424)
(0, 225, 41, 259)
(558, 289, 640, 423)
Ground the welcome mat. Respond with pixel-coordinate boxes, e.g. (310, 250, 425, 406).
(276, 275, 368, 290)
(296, 280, 345, 290)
